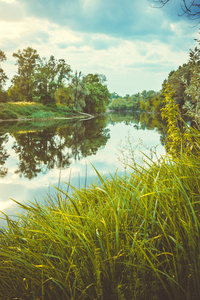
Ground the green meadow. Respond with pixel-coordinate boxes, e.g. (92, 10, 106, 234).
(0, 102, 79, 121)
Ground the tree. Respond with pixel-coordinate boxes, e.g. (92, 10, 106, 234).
(184, 45, 200, 126)
(152, 0, 200, 20)
(11, 47, 40, 102)
(55, 85, 73, 106)
(84, 73, 110, 114)
(34, 56, 71, 105)
(0, 50, 8, 90)
(167, 63, 192, 110)
(70, 71, 89, 111)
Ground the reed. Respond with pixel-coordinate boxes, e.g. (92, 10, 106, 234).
(1, 132, 200, 299)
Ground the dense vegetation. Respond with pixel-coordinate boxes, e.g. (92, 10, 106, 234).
(1, 38, 200, 123)
(0, 102, 78, 120)
(0, 48, 110, 118)
(109, 38, 200, 128)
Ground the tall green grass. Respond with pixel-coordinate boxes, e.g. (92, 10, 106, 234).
(0, 102, 75, 120)
(1, 133, 200, 299)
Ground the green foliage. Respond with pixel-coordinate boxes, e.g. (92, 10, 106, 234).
(0, 102, 75, 121)
(84, 73, 110, 114)
(161, 84, 194, 157)
(0, 90, 8, 103)
(1, 48, 110, 114)
(31, 110, 55, 119)
(184, 45, 200, 126)
(70, 71, 88, 111)
(11, 47, 40, 102)
(55, 85, 73, 107)
(109, 91, 158, 113)
(34, 55, 71, 105)
(0, 49, 8, 91)
(109, 98, 131, 110)
(0, 108, 18, 120)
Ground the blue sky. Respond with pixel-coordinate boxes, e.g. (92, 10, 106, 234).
(0, 0, 199, 96)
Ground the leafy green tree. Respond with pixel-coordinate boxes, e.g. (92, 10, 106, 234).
(11, 47, 40, 102)
(110, 92, 122, 100)
(184, 45, 200, 126)
(109, 98, 127, 110)
(145, 99, 150, 111)
(34, 56, 71, 105)
(161, 84, 193, 157)
(140, 99, 146, 111)
(0, 50, 8, 102)
(70, 71, 89, 111)
(55, 85, 73, 106)
(84, 73, 110, 114)
(0, 50, 8, 90)
(167, 63, 191, 110)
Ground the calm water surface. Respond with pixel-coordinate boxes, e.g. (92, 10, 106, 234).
(0, 112, 166, 222)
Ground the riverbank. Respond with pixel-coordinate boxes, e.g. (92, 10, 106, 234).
(0, 102, 91, 121)
(1, 127, 200, 299)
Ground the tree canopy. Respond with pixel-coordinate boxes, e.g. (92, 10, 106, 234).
(0, 50, 8, 90)
(0, 47, 111, 115)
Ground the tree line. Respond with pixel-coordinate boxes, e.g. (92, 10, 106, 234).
(109, 37, 200, 127)
(0, 47, 110, 114)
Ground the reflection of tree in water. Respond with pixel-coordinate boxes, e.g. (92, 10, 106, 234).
(0, 133, 9, 177)
(65, 117, 110, 160)
(11, 117, 110, 179)
(12, 128, 72, 179)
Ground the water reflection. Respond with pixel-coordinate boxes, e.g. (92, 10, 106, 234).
(108, 111, 168, 143)
(0, 112, 166, 222)
(0, 133, 9, 177)
(0, 116, 110, 179)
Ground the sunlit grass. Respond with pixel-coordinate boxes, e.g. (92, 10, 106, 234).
(1, 130, 200, 299)
(0, 102, 75, 120)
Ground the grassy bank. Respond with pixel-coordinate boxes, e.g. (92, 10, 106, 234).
(1, 135, 200, 299)
(0, 102, 78, 121)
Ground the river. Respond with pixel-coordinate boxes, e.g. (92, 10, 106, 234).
(0, 112, 166, 224)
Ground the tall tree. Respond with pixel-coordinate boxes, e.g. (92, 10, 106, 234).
(11, 47, 40, 102)
(34, 56, 71, 105)
(0, 49, 8, 91)
(84, 73, 110, 114)
(185, 45, 200, 125)
(70, 71, 89, 111)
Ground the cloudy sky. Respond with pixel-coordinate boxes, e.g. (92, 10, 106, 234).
(0, 0, 199, 96)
